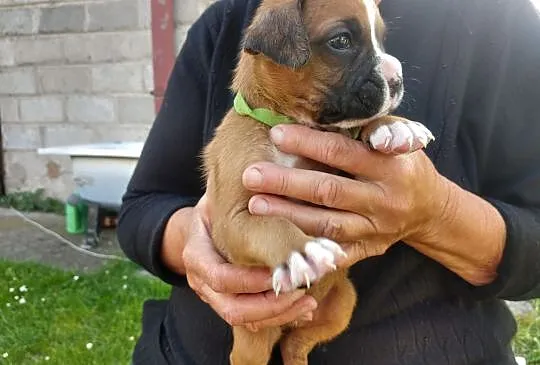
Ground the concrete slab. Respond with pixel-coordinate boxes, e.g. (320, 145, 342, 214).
(0, 207, 125, 272)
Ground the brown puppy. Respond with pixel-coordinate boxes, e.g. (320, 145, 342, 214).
(203, 0, 434, 364)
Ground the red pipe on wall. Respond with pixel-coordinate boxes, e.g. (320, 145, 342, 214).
(150, 0, 176, 113)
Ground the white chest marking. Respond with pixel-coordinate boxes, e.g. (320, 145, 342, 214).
(274, 148, 300, 168)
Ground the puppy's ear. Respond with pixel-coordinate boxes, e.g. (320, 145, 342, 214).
(243, 0, 310, 68)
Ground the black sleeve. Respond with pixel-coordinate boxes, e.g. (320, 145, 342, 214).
(465, 0, 540, 301)
(117, 2, 225, 287)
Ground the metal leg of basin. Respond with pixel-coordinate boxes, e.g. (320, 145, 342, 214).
(82, 202, 101, 249)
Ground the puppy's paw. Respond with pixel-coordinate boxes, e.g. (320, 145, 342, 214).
(271, 238, 347, 296)
(368, 120, 434, 154)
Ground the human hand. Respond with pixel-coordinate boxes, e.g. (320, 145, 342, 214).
(242, 124, 449, 268)
(182, 194, 318, 332)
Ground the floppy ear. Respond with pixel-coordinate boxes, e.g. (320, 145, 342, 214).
(242, 0, 311, 69)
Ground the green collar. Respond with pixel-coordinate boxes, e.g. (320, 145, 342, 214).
(233, 93, 361, 139)
(234, 93, 296, 127)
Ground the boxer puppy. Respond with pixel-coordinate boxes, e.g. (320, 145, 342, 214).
(203, 0, 434, 364)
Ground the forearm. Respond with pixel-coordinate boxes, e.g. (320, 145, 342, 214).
(162, 207, 194, 276)
(406, 176, 506, 286)
(117, 191, 198, 286)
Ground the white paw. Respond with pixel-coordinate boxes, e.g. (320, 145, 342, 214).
(271, 238, 347, 296)
(369, 120, 434, 154)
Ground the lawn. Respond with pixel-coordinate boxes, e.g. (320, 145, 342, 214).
(0, 259, 538, 365)
(0, 260, 170, 365)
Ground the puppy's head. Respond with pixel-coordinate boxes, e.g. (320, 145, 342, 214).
(233, 0, 404, 129)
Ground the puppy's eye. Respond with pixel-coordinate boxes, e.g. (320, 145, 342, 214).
(328, 33, 353, 50)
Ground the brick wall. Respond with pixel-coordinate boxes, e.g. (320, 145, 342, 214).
(0, 0, 211, 199)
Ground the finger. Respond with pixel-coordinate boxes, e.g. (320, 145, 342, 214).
(269, 124, 383, 177)
(339, 240, 392, 268)
(200, 284, 312, 326)
(243, 162, 381, 212)
(185, 212, 273, 294)
(248, 194, 374, 242)
(245, 296, 317, 332)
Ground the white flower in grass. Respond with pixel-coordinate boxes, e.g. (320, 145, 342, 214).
(2, 352, 8, 358)
(41, 298, 46, 302)
(73, 275, 80, 281)
(86, 342, 93, 350)
(19, 285, 27, 292)
(18, 297, 26, 304)
(8, 288, 14, 293)
(45, 356, 50, 361)
(122, 275, 128, 280)
(14, 295, 19, 300)
(105, 270, 110, 275)
(122, 284, 128, 290)
(129, 336, 135, 341)
(6, 303, 11, 308)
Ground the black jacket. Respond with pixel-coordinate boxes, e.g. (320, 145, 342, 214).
(118, 0, 540, 364)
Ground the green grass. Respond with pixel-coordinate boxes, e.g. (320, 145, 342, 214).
(514, 300, 540, 364)
(0, 259, 538, 364)
(0, 260, 170, 365)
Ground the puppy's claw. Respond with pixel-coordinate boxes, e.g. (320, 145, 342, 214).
(304, 273, 311, 289)
(270, 238, 345, 293)
(272, 266, 285, 296)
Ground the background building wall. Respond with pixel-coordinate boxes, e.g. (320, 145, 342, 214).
(0, 0, 212, 199)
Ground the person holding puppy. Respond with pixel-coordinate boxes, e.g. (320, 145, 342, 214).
(117, 0, 540, 364)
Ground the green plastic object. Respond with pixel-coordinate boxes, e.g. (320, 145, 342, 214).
(65, 194, 87, 234)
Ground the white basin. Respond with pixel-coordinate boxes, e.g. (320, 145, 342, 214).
(38, 142, 144, 209)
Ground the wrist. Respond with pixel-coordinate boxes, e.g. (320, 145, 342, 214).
(161, 206, 194, 275)
(409, 172, 457, 247)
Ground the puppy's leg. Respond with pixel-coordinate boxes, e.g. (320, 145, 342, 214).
(279, 278, 357, 365)
(214, 210, 347, 294)
(361, 115, 435, 154)
(230, 326, 282, 365)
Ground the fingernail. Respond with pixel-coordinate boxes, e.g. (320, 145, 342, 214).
(244, 167, 263, 188)
(270, 126, 284, 145)
(250, 198, 269, 215)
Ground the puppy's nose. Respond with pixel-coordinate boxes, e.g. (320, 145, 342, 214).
(380, 53, 403, 85)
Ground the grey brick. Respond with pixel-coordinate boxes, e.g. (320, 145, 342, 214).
(66, 95, 116, 123)
(3, 150, 74, 199)
(143, 63, 154, 93)
(95, 124, 151, 142)
(1, 123, 41, 150)
(64, 32, 151, 64)
(19, 96, 64, 123)
(14, 36, 63, 65)
(91, 63, 145, 93)
(0, 8, 35, 36)
(39, 5, 85, 34)
(174, 0, 203, 24)
(62, 35, 89, 64)
(37, 66, 92, 94)
(175, 25, 190, 51)
(138, 0, 151, 29)
(0, 38, 15, 66)
(0, 68, 37, 95)
(42, 124, 100, 147)
(87, 0, 139, 32)
(0, 98, 19, 123)
(118, 96, 155, 124)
